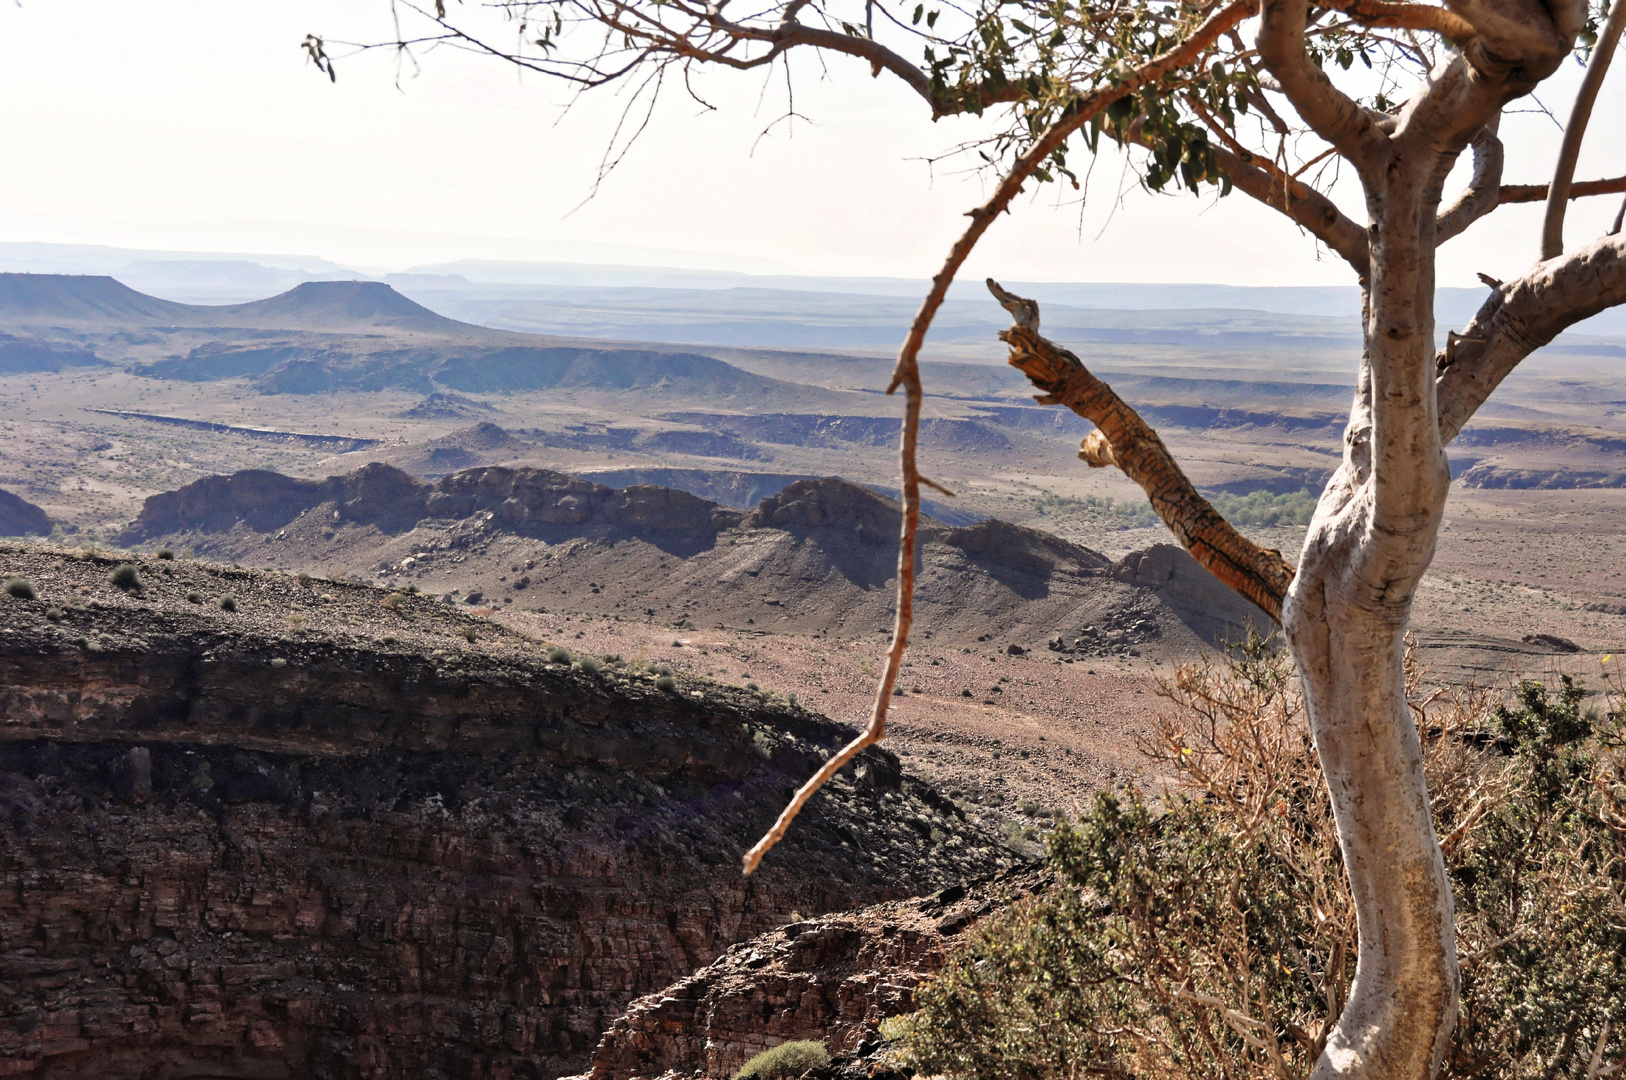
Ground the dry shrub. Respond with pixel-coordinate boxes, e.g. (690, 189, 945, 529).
(734, 1040, 829, 1080)
(894, 641, 1626, 1080)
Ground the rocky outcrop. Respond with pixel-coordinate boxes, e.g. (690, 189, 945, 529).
(746, 479, 914, 543)
(1111, 543, 1263, 645)
(118, 463, 745, 546)
(1455, 462, 1626, 489)
(566, 867, 1051, 1080)
(117, 466, 1264, 651)
(0, 489, 50, 537)
(941, 518, 1111, 576)
(0, 545, 1008, 1079)
(0, 333, 103, 374)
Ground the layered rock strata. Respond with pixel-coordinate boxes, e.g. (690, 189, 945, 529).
(0, 545, 1007, 1079)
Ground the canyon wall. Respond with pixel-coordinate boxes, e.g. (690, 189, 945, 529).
(0, 546, 1008, 1078)
(566, 867, 1051, 1080)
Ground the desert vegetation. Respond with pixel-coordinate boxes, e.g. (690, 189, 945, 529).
(891, 649, 1626, 1079)
(733, 1040, 831, 1079)
(375, 0, 1626, 1064)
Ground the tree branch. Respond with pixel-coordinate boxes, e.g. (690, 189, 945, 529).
(1436, 120, 1503, 243)
(989, 280, 1297, 623)
(1542, 0, 1626, 258)
(1500, 174, 1626, 204)
(1437, 233, 1626, 442)
(1438, 0, 1582, 69)
(1534, 0, 1626, 256)
(1207, 141, 1372, 277)
(1324, 0, 1477, 39)
(741, 0, 1261, 872)
(1257, 0, 1389, 165)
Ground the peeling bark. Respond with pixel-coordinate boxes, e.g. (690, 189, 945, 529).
(990, 282, 1296, 623)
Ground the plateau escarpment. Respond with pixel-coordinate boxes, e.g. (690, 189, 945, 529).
(0, 545, 1008, 1079)
(117, 464, 1263, 655)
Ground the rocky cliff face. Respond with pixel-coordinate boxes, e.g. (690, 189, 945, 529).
(0, 545, 1008, 1079)
(115, 466, 1261, 653)
(117, 461, 743, 547)
(565, 866, 1051, 1080)
(0, 488, 50, 537)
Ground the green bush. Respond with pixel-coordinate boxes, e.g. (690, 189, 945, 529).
(4, 576, 35, 600)
(733, 1040, 829, 1080)
(1209, 487, 1319, 527)
(893, 653, 1626, 1080)
(217, 593, 237, 612)
(1031, 491, 1160, 529)
(108, 564, 141, 591)
(185, 591, 203, 604)
(155, 548, 174, 560)
(576, 656, 602, 674)
(44, 606, 63, 621)
(547, 647, 572, 664)
(655, 674, 677, 692)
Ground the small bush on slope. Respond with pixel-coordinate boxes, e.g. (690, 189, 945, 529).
(893, 647, 1626, 1080)
(734, 1040, 830, 1080)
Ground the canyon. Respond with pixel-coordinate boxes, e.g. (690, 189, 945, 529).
(0, 544, 1010, 1078)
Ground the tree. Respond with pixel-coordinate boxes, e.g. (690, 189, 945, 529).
(331, 1, 1626, 1075)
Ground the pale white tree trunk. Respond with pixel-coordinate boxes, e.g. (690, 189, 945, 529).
(1284, 172, 1457, 1080)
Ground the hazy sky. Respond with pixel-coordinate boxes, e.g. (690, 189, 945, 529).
(1, 1, 1622, 287)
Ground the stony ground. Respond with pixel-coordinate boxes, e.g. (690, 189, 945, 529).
(504, 609, 1176, 855)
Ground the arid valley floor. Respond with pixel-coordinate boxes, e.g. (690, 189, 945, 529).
(3, 272, 1625, 834)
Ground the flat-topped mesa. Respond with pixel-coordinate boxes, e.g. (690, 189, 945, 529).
(0, 543, 1009, 1079)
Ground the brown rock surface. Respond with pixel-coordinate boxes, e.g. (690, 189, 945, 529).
(565, 866, 1051, 1080)
(0, 489, 51, 538)
(118, 462, 742, 550)
(0, 544, 1009, 1079)
(120, 466, 1260, 655)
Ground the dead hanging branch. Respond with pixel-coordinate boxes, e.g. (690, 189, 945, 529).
(989, 279, 1296, 622)
(740, 0, 1261, 876)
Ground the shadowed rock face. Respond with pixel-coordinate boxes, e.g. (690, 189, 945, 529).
(747, 479, 915, 543)
(0, 545, 1008, 1080)
(118, 463, 746, 547)
(0, 488, 50, 537)
(118, 466, 1261, 651)
(1111, 543, 1266, 646)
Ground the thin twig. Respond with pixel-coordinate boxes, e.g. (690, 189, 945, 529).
(741, 0, 1261, 874)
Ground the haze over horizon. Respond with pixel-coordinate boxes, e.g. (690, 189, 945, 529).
(3, 1, 1624, 290)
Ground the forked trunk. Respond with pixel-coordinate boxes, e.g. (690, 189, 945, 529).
(1283, 154, 1458, 1079)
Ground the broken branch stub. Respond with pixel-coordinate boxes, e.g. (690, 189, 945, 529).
(989, 278, 1295, 623)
